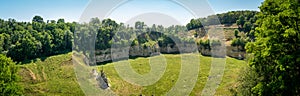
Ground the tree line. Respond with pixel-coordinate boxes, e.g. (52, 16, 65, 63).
(0, 16, 74, 61)
(186, 10, 258, 30)
(0, 10, 260, 62)
(0, 10, 263, 64)
(74, 18, 193, 60)
(0, 16, 194, 62)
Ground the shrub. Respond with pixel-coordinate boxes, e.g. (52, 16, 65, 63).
(0, 54, 23, 95)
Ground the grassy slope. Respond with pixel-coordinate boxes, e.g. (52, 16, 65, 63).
(18, 53, 84, 96)
(18, 52, 246, 96)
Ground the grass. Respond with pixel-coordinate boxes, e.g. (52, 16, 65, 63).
(18, 52, 247, 96)
(18, 53, 84, 96)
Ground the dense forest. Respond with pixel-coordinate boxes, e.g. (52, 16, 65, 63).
(0, 16, 74, 61)
(0, 10, 257, 62)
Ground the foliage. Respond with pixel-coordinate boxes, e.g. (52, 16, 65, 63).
(0, 16, 75, 62)
(231, 66, 260, 96)
(198, 39, 221, 50)
(236, 16, 246, 27)
(243, 21, 252, 32)
(243, 0, 300, 95)
(186, 19, 203, 30)
(32, 16, 44, 23)
(1, 11, 259, 62)
(231, 38, 247, 49)
(186, 10, 258, 31)
(0, 54, 23, 95)
(234, 29, 240, 38)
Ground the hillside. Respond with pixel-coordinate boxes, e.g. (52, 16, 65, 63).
(18, 52, 247, 95)
(18, 53, 84, 95)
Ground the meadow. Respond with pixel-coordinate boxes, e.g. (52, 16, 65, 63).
(18, 52, 246, 95)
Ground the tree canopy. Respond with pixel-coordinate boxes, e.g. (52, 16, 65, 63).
(243, 0, 300, 95)
(0, 16, 75, 62)
(186, 10, 258, 30)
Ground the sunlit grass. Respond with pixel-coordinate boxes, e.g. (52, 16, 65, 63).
(18, 52, 246, 95)
(98, 54, 246, 95)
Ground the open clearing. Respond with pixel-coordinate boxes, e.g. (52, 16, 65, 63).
(19, 52, 246, 95)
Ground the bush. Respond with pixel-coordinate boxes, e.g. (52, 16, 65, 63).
(231, 38, 247, 47)
(198, 39, 210, 49)
(0, 54, 23, 95)
(198, 39, 221, 50)
(231, 65, 260, 96)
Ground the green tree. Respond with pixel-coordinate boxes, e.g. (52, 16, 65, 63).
(135, 21, 145, 30)
(243, 21, 252, 32)
(36, 31, 53, 55)
(234, 29, 240, 38)
(7, 31, 42, 61)
(0, 33, 11, 53)
(32, 22, 44, 32)
(51, 29, 65, 53)
(236, 16, 245, 27)
(186, 19, 203, 30)
(231, 38, 247, 51)
(0, 54, 22, 95)
(63, 30, 73, 51)
(244, 0, 300, 95)
(0, 34, 4, 53)
(57, 18, 65, 24)
(32, 15, 44, 23)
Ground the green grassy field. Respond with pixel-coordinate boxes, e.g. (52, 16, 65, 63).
(18, 52, 246, 95)
(18, 53, 84, 96)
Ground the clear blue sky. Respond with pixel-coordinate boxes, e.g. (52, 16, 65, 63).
(0, 0, 263, 23)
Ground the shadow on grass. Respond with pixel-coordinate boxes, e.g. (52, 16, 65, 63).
(95, 55, 155, 66)
(20, 51, 71, 64)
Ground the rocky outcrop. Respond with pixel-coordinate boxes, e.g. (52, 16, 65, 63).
(226, 46, 245, 60)
(198, 45, 245, 59)
(95, 45, 161, 63)
(93, 43, 245, 64)
(94, 43, 198, 63)
(198, 45, 227, 58)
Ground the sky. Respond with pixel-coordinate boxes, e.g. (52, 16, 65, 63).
(0, 0, 263, 26)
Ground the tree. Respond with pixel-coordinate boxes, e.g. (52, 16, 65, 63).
(0, 33, 11, 53)
(244, 0, 300, 95)
(32, 22, 45, 32)
(37, 31, 53, 55)
(151, 24, 157, 32)
(7, 31, 42, 61)
(89, 18, 100, 25)
(57, 18, 65, 24)
(63, 30, 73, 51)
(243, 21, 252, 32)
(231, 38, 247, 51)
(0, 54, 22, 95)
(32, 15, 44, 23)
(51, 29, 65, 53)
(234, 29, 240, 38)
(135, 21, 145, 30)
(236, 16, 245, 27)
(0, 34, 4, 53)
(186, 19, 203, 30)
